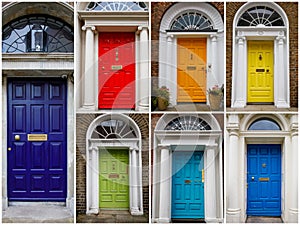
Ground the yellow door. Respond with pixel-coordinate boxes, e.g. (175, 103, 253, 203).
(177, 38, 206, 102)
(247, 41, 274, 103)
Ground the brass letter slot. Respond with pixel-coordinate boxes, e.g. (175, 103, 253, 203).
(259, 177, 270, 181)
(184, 180, 191, 184)
(27, 134, 48, 141)
(256, 69, 265, 72)
(109, 174, 119, 179)
(187, 66, 196, 70)
(111, 65, 122, 70)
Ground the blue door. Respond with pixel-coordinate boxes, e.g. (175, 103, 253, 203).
(172, 150, 204, 219)
(8, 78, 67, 201)
(247, 144, 281, 216)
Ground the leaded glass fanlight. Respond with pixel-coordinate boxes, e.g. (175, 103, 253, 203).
(165, 116, 212, 130)
(2, 15, 74, 53)
(237, 6, 284, 27)
(248, 118, 281, 130)
(170, 11, 215, 31)
(91, 119, 137, 139)
(86, 2, 148, 11)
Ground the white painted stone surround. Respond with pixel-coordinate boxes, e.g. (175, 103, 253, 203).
(226, 114, 298, 223)
(231, 2, 290, 108)
(85, 114, 143, 215)
(152, 114, 223, 223)
(158, 3, 224, 106)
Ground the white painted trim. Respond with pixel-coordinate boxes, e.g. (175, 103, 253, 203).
(152, 114, 223, 222)
(85, 114, 143, 215)
(158, 3, 224, 106)
(231, 2, 290, 108)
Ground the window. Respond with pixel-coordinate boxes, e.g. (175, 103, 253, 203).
(248, 118, 281, 130)
(169, 11, 214, 31)
(3, 15, 74, 53)
(91, 119, 137, 139)
(237, 6, 284, 27)
(165, 115, 212, 130)
(86, 2, 148, 11)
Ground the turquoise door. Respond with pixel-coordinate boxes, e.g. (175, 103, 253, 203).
(171, 149, 204, 219)
(247, 144, 281, 216)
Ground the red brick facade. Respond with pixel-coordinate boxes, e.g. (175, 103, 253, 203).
(226, 2, 298, 108)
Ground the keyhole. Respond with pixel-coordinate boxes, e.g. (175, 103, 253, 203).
(259, 54, 262, 61)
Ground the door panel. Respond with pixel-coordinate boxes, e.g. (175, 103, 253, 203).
(247, 41, 274, 103)
(247, 144, 281, 216)
(98, 32, 135, 109)
(172, 151, 204, 218)
(99, 149, 129, 209)
(8, 78, 67, 201)
(177, 38, 206, 103)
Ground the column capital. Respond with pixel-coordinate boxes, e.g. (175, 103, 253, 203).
(130, 148, 138, 152)
(82, 25, 96, 32)
(276, 35, 286, 44)
(167, 34, 174, 41)
(236, 36, 246, 44)
(210, 34, 218, 41)
(138, 26, 148, 31)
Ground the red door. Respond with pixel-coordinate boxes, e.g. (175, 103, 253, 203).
(98, 32, 135, 109)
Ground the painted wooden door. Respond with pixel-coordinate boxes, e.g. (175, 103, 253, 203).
(7, 78, 67, 201)
(247, 144, 281, 216)
(172, 151, 204, 218)
(177, 38, 206, 103)
(99, 149, 129, 209)
(98, 32, 135, 109)
(247, 41, 274, 103)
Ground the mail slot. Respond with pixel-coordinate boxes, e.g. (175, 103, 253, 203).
(187, 66, 196, 70)
(184, 180, 191, 184)
(111, 65, 122, 70)
(256, 68, 265, 72)
(259, 177, 270, 181)
(109, 174, 119, 179)
(27, 134, 48, 141)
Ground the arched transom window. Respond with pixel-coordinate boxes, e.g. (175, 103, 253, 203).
(248, 118, 281, 130)
(165, 115, 212, 130)
(237, 6, 284, 27)
(170, 11, 214, 31)
(2, 15, 74, 53)
(86, 2, 148, 11)
(91, 118, 138, 139)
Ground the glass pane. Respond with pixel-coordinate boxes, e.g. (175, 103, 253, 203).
(86, 2, 148, 11)
(2, 15, 73, 53)
(165, 116, 212, 131)
(248, 119, 281, 130)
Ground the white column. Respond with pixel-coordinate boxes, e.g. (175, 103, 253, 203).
(275, 36, 289, 108)
(159, 147, 171, 222)
(130, 148, 140, 214)
(166, 35, 175, 105)
(289, 115, 298, 222)
(227, 115, 241, 222)
(210, 34, 218, 84)
(206, 147, 217, 221)
(233, 36, 246, 108)
(90, 147, 98, 214)
(138, 26, 149, 111)
(82, 26, 95, 109)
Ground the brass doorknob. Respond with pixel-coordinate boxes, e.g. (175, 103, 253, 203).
(8, 147, 12, 151)
(14, 135, 20, 141)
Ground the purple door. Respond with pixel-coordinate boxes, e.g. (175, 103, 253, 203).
(8, 78, 67, 201)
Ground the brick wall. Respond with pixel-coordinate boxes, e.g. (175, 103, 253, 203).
(151, 2, 224, 89)
(76, 113, 149, 215)
(226, 2, 298, 107)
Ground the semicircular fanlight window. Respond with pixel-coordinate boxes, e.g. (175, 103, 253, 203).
(91, 119, 137, 139)
(86, 2, 148, 11)
(248, 118, 281, 130)
(165, 115, 212, 131)
(3, 15, 74, 53)
(237, 6, 284, 27)
(170, 11, 214, 31)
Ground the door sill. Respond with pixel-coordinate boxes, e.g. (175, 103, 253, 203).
(247, 103, 274, 105)
(9, 201, 66, 207)
(171, 218, 205, 223)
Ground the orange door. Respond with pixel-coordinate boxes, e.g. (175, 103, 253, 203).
(177, 38, 206, 103)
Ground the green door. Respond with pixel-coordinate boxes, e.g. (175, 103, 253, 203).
(99, 148, 129, 209)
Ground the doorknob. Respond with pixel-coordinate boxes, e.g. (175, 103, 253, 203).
(251, 177, 255, 181)
(14, 135, 20, 141)
(8, 147, 12, 151)
(102, 66, 105, 70)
